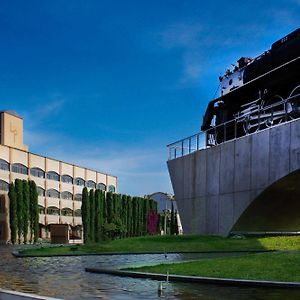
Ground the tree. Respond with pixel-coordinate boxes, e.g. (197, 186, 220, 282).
(8, 183, 17, 244)
(89, 189, 95, 242)
(126, 195, 132, 237)
(94, 189, 101, 243)
(174, 210, 179, 235)
(81, 187, 90, 244)
(29, 181, 39, 243)
(170, 201, 175, 235)
(106, 192, 113, 224)
(121, 195, 128, 238)
(22, 180, 30, 243)
(15, 179, 23, 243)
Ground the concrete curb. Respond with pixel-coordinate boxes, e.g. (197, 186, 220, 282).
(13, 249, 275, 258)
(85, 268, 300, 289)
(0, 288, 62, 300)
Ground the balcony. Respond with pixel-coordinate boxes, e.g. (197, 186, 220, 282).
(74, 216, 82, 226)
(46, 214, 60, 225)
(39, 214, 46, 225)
(60, 215, 73, 225)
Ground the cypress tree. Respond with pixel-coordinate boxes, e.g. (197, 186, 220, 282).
(8, 182, 17, 244)
(174, 211, 179, 235)
(30, 181, 39, 243)
(22, 180, 30, 243)
(127, 195, 132, 237)
(81, 187, 90, 244)
(143, 198, 149, 236)
(94, 189, 100, 243)
(15, 179, 23, 244)
(102, 190, 107, 224)
(89, 189, 95, 242)
(106, 192, 113, 223)
(170, 201, 175, 235)
(133, 197, 138, 236)
(121, 195, 127, 238)
(138, 198, 143, 236)
(99, 190, 104, 239)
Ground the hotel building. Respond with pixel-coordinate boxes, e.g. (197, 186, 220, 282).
(0, 110, 117, 243)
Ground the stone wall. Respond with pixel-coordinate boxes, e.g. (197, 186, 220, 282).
(168, 118, 300, 236)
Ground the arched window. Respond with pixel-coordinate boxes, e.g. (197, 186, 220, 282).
(61, 174, 73, 184)
(46, 206, 60, 215)
(0, 159, 9, 171)
(86, 180, 96, 188)
(46, 189, 60, 198)
(108, 185, 116, 193)
(61, 191, 73, 200)
(74, 209, 81, 217)
(75, 177, 85, 186)
(0, 180, 9, 192)
(46, 171, 60, 181)
(37, 186, 45, 197)
(30, 167, 45, 178)
(12, 163, 28, 175)
(38, 205, 45, 215)
(61, 207, 73, 216)
(97, 183, 106, 191)
(74, 193, 82, 201)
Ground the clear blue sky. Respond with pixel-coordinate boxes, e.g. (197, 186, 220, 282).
(1, 1, 299, 195)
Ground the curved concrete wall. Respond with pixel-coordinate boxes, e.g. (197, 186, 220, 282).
(167, 118, 300, 236)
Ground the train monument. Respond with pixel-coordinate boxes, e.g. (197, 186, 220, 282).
(167, 28, 300, 236)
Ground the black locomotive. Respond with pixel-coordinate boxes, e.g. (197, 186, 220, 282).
(201, 28, 300, 144)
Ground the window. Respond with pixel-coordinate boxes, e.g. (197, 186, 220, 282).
(61, 174, 73, 184)
(61, 208, 73, 216)
(46, 189, 60, 198)
(86, 180, 96, 188)
(46, 206, 60, 215)
(75, 177, 85, 186)
(46, 171, 60, 181)
(74, 209, 81, 217)
(108, 185, 116, 193)
(38, 205, 45, 214)
(61, 191, 73, 200)
(0, 159, 9, 171)
(74, 193, 82, 201)
(97, 183, 106, 191)
(12, 163, 28, 175)
(0, 180, 9, 192)
(30, 167, 45, 178)
(37, 187, 45, 197)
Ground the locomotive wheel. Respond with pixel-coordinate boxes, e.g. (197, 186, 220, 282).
(243, 114, 260, 134)
(262, 95, 285, 127)
(289, 85, 300, 120)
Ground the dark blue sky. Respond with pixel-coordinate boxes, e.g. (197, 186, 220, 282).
(1, 1, 299, 195)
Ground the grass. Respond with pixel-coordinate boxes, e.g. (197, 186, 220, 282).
(126, 251, 300, 282)
(18, 235, 300, 256)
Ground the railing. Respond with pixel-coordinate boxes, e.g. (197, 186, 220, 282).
(167, 95, 300, 160)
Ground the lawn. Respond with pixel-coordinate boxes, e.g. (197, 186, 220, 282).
(126, 250, 300, 282)
(18, 235, 300, 256)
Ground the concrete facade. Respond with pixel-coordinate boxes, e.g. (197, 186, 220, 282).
(0, 111, 117, 243)
(168, 118, 300, 236)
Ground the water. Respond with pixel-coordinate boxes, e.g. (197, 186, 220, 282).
(0, 246, 300, 299)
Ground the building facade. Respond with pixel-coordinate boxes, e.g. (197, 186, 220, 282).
(0, 110, 117, 243)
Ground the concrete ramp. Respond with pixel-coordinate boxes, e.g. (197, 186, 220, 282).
(167, 118, 300, 236)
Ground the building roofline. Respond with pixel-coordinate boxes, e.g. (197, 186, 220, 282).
(0, 110, 23, 120)
(0, 143, 117, 180)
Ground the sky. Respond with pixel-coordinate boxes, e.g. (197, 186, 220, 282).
(0, 1, 299, 195)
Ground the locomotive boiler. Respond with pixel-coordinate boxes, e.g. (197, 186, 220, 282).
(201, 28, 300, 144)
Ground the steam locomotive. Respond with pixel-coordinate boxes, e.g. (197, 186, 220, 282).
(201, 28, 300, 143)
